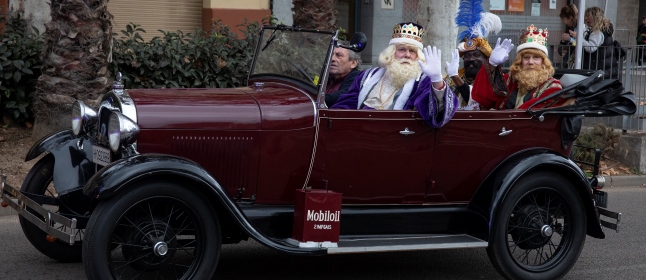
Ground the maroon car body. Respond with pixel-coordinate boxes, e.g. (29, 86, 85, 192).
(1, 26, 630, 280)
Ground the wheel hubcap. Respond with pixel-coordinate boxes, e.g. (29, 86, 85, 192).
(541, 224, 553, 237)
(121, 218, 178, 271)
(154, 241, 169, 256)
(511, 204, 553, 249)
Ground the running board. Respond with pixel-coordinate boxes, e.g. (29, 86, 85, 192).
(327, 234, 487, 254)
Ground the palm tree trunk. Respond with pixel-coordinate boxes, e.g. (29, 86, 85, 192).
(292, 0, 337, 31)
(417, 0, 459, 66)
(32, 0, 112, 140)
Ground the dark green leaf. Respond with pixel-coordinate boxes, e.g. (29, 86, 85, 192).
(13, 71, 22, 82)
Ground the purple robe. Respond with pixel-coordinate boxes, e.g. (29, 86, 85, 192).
(331, 68, 458, 128)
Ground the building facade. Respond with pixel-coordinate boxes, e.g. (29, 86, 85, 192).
(5, 0, 642, 64)
(7, 0, 270, 40)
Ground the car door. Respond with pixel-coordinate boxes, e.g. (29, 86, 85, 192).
(318, 109, 436, 204)
(426, 110, 565, 203)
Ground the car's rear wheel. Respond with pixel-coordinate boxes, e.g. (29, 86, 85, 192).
(19, 154, 83, 262)
(82, 180, 221, 280)
(487, 171, 587, 279)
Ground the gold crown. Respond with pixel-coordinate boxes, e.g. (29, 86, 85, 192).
(518, 24, 549, 47)
(392, 22, 424, 43)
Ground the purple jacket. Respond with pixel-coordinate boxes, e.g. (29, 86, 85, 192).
(331, 67, 458, 128)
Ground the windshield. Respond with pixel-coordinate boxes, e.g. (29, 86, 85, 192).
(250, 26, 335, 87)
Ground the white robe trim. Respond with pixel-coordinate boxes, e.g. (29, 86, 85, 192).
(392, 78, 417, 110)
(356, 68, 384, 109)
(356, 68, 419, 110)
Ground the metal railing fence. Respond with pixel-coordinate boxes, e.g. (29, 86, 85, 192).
(550, 43, 646, 132)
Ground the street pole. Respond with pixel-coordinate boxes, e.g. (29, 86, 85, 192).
(574, 0, 586, 69)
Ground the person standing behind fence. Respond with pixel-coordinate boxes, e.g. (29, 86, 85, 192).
(636, 16, 646, 65)
(559, 4, 578, 69)
(577, 7, 618, 79)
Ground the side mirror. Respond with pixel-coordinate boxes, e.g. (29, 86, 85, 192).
(338, 32, 367, 52)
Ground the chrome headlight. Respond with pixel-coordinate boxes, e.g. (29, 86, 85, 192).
(108, 112, 139, 152)
(71, 100, 98, 136)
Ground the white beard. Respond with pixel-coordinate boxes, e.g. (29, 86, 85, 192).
(385, 59, 421, 88)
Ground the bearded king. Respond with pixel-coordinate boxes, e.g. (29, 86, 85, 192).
(332, 22, 459, 128)
(471, 24, 568, 110)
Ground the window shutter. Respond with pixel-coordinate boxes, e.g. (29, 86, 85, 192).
(108, 0, 203, 41)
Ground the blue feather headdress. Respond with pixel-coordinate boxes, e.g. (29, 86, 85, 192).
(456, 0, 501, 40)
(455, 0, 502, 56)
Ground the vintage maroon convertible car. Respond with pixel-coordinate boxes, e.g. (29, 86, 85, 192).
(1, 25, 633, 279)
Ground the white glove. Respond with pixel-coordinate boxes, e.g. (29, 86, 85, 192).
(445, 49, 460, 77)
(488, 38, 514, 67)
(418, 46, 443, 83)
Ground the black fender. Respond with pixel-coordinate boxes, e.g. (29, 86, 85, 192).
(469, 148, 605, 240)
(25, 129, 97, 195)
(83, 153, 327, 256)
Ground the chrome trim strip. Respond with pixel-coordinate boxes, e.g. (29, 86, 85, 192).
(327, 241, 488, 253)
(327, 117, 426, 121)
(339, 202, 470, 206)
(326, 116, 534, 121)
(327, 234, 488, 254)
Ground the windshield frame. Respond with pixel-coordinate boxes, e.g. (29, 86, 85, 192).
(248, 25, 337, 108)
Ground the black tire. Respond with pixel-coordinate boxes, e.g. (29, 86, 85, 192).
(18, 153, 83, 262)
(82, 181, 221, 280)
(487, 172, 587, 280)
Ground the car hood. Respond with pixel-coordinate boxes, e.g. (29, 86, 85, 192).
(127, 87, 261, 130)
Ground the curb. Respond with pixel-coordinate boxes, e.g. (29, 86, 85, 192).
(603, 175, 646, 188)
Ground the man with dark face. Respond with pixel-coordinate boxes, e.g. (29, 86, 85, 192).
(445, 42, 492, 110)
(462, 50, 487, 79)
(445, 10, 502, 110)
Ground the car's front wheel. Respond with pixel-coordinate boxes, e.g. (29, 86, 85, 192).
(82, 180, 221, 280)
(487, 171, 587, 279)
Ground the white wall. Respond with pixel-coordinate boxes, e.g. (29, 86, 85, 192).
(9, 0, 50, 35)
(272, 0, 293, 25)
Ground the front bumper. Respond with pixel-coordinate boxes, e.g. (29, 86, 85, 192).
(1, 174, 80, 245)
(593, 189, 621, 232)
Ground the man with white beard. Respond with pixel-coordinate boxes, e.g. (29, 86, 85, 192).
(332, 22, 458, 128)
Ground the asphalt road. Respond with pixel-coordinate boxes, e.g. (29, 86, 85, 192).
(1, 185, 644, 279)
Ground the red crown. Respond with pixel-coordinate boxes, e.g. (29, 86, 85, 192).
(519, 24, 549, 47)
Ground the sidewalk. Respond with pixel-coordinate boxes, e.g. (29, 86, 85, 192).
(2, 175, 644, 217)
(603, 175, 646, 188)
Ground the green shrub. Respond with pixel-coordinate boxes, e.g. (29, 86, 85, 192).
(109, 20, 261, 89)
(0, 15, 266, 124)
(0, 13, 43, 123)
(573, 123, 620, 163)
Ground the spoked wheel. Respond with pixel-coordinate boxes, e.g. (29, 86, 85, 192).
(83, 181, 221, 280)
(487, 172, 587, 279)
(19, 154, 84, 262)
